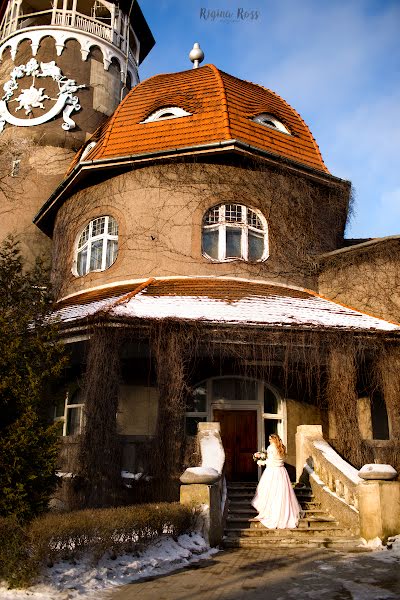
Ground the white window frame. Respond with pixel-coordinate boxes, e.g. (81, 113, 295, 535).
(186, 377, 286, 451)
(63, 390, 84, 436)
(141, 106, 192, 123)
(202, 203, 269, 263)
(74, 215, 118, 277)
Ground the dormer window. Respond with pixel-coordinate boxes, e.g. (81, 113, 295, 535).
(253, 113, 290, 134)
(141, 107, 192, 123)
(202, 203, 268, 263)
(80, 141, 97, 161)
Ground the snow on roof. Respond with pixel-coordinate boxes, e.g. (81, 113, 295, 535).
(55, 278, 400, 333)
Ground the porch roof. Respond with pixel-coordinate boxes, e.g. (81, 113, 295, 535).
(55, 277, 400, 333)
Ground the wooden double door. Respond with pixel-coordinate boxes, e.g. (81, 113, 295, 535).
(214, 410, 258, 481)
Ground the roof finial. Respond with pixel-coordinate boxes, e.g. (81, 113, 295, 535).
(189, 42, 204, 69)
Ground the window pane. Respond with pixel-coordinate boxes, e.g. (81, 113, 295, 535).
(185, 416, 206, 436)
(78, 223, 90, 248)
(186, 385, 207, 412)
(225, 204, 243, 222)
(66, 406, 82, 436)
(204, 206, 220, 224)
(213, 378, 257, 401)
(90, 239, 103, 270)
(108, 217, 118, 235)
(77, 247, 87, 276)
(106, 239, 118, 268)
(247, 209, 263, 230)
(248, 231, 264, 261)
(92, 217, 105, 237)
(264, 387, 278, 413)
(226, 227, 242, 258)
(264, 419, 280, 441)
(202, 229, 218, 259)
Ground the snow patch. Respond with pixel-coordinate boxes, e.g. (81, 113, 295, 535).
(0, 534, 217, 599)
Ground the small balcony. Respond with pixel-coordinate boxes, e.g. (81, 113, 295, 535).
(0, 1, 139, 61)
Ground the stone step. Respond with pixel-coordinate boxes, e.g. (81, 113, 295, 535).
(225, 526, 352, 538)
(223, 536, 364, 550)
(226, 518, 339, 531)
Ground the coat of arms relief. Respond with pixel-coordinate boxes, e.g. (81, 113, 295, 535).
(0, 58, 86, 133)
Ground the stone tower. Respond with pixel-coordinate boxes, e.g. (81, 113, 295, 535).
(0, 0, 154, 260)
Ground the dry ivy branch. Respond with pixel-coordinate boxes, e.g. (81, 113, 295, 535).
(326, 340, 365, 467)
(150, 321, 195, 479)
(319, 239, 400, 324)
(377, 345, 400, 440)
(75, 325, 122, 509)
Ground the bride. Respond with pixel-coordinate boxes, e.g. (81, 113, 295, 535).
(251, 434, 301, 529)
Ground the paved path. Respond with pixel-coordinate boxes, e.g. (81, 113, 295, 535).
(106, 547, 400, 600)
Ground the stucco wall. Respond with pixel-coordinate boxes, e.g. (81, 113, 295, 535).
(51, 160, 350, 299)
(286, 398, 321, 470)
(319, 239, 400, 324)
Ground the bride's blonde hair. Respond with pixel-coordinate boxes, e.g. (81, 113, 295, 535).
(269, 434, 286, 458)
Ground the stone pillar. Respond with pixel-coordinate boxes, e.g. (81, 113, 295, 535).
(152, 324, 189, 477)
(296, 424, 323, 482)
(180, 481, 223, 547)
(76, 327, 122, 508)
(358, 464, 400, 542)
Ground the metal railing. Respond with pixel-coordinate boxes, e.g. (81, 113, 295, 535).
(0, 8, 123, 49)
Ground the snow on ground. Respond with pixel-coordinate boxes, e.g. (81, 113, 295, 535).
(0, 533, 218, 600)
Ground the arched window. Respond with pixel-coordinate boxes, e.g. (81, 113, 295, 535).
(202, 203, 268, 262)
(185, 377, 284, 445)
(75, 215, 118, 276)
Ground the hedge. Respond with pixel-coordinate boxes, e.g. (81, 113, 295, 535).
(0, 502, 193, 588)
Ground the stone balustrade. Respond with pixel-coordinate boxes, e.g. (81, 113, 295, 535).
(296, 425, 400, 542)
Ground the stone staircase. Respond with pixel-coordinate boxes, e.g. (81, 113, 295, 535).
(223, 481, 363, 550)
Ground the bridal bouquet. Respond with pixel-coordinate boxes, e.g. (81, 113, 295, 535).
(253, 450, 267, 466)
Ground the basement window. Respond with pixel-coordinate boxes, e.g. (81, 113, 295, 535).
(141, 106, 192, 123)
(253, 113, 291, 134)
(202, 203, 268, 263)
(75, 215, 118, 276)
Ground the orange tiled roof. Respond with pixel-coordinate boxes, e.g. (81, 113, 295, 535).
(74, 65, 328, 173)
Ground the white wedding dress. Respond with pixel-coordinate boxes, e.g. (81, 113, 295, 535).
(251, 443, 301, 528)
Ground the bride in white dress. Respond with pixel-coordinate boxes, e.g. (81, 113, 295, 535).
(252, 434, 301, 529)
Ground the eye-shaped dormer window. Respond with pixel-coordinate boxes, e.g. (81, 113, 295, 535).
(141, 106, 192, 123)
(202, 204, 268, 263)
(80, 141, 97, 161)
(253, 113, 290, 134)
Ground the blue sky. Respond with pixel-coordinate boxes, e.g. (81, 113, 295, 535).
(138, 0, 400, 239)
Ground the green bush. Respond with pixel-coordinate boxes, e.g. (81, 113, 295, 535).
(0, 503, 194, 588)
